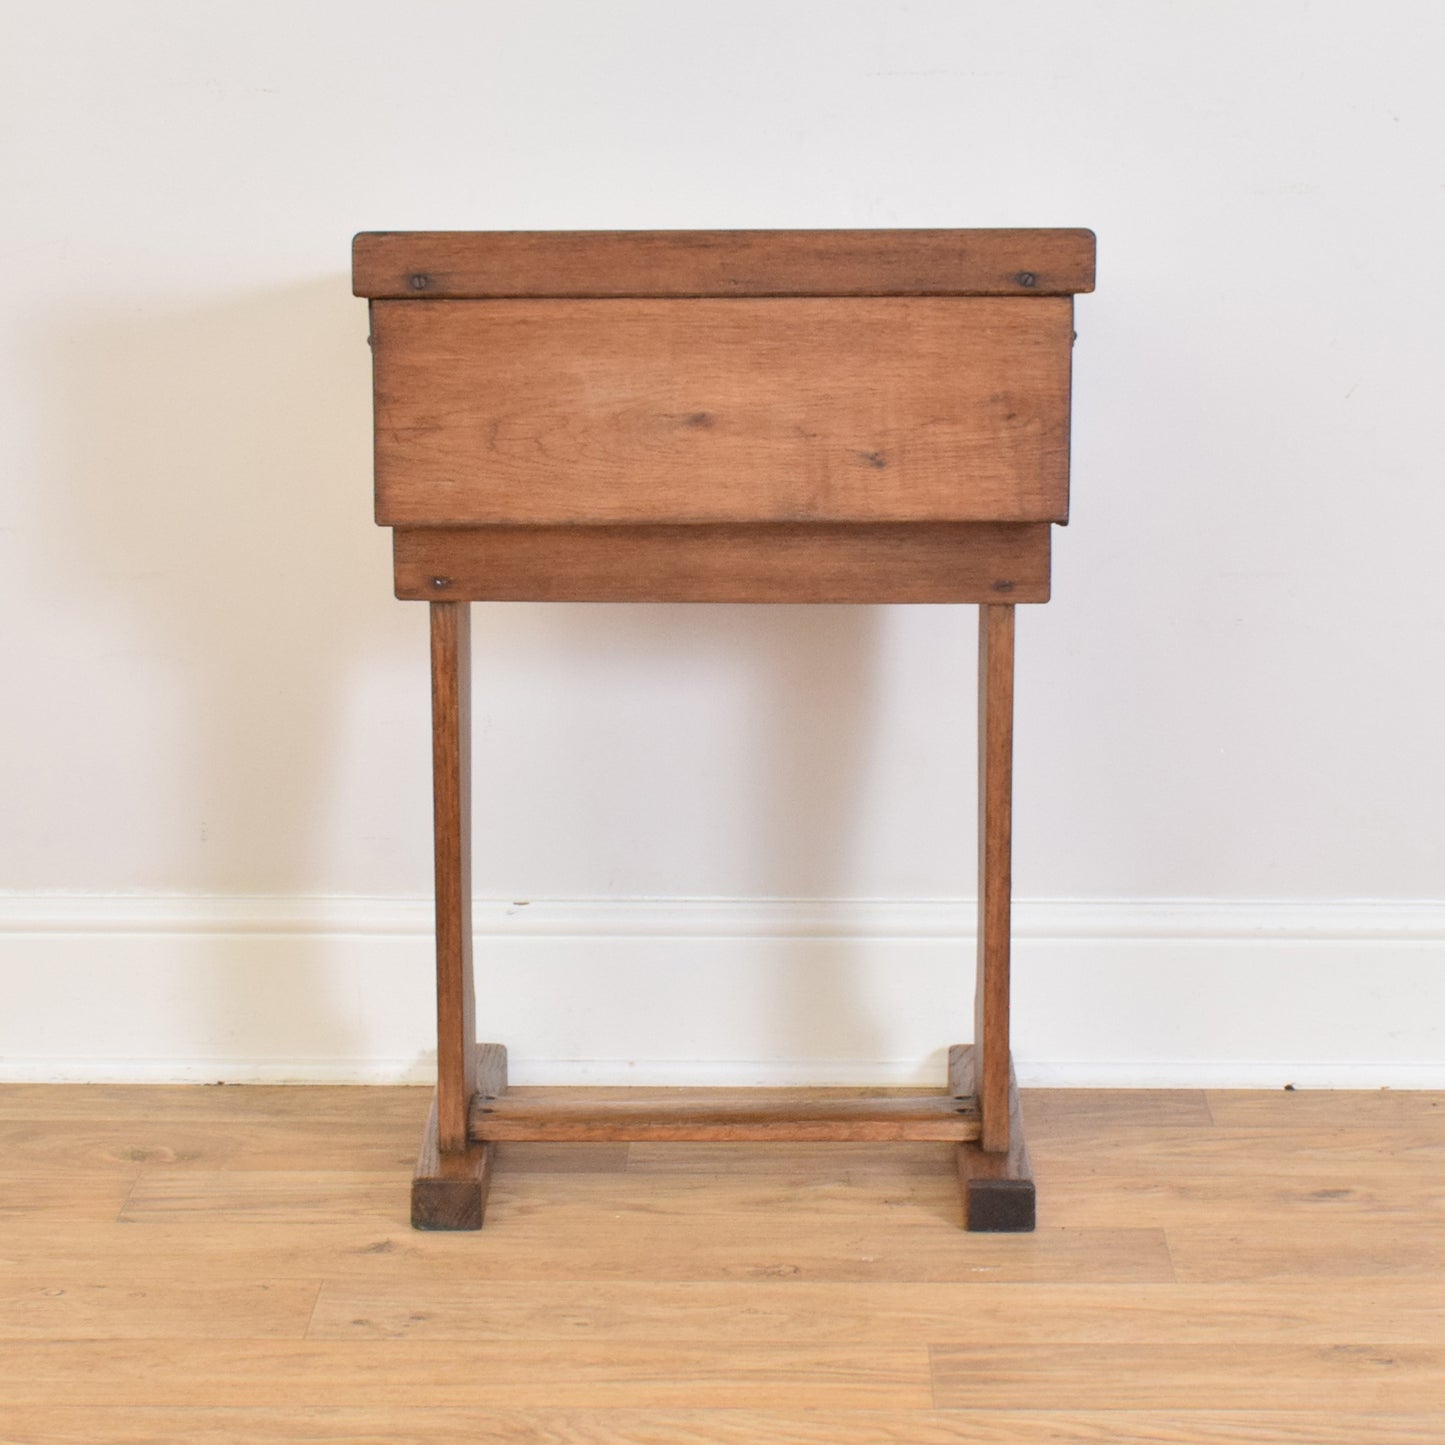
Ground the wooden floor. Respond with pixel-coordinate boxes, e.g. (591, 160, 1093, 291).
(1, 1084, 1443, 1442)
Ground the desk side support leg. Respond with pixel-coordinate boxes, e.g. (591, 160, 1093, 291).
(957, 602, 1035, 1230)
(412, 600, 497, 1229)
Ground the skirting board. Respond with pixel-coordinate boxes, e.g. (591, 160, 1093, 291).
(1, 895, 1443, 1087)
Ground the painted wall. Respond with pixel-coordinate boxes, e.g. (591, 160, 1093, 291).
(3, 1, 1443, 1083)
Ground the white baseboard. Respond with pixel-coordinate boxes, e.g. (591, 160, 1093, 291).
(2, 895, 1443, 1088)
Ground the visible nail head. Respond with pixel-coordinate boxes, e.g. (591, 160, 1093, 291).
(409, 272, 432, 291)
(1016, 271, 1037, 288)
(430, 576, 451, 589)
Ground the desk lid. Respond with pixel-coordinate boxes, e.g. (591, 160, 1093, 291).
(352, 228, 1095, 300)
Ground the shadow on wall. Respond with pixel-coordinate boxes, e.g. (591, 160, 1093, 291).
(33, 275, 902, 1076)
(474, 600, 897, 1072)
(33, 277, 391, 1069)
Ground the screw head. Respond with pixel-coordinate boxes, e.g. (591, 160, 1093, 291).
(409, 272, 432, 291)
(1015, 271, 1037, 288)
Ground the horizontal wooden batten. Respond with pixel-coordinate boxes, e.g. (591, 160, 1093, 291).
(467, 1090, 983, 1144)
(394, 523, 1050, 604)
(353, 228, 1097, 299)
(372, 297, 1073, 527)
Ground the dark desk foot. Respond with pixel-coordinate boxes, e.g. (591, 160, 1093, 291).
(954, 1054, 1035, 1232)
(411, 1043, 506, 1230)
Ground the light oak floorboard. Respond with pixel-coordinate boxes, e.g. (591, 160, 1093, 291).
(625, 1140, 954, 1174)
(307, 1278, 1445, 1345)
(1164, 1223, 1445, 1283)
(0, 1408, 1441, 1445)
(5, 1083, 1444, 1435)
(930, 1343, 1445, 1411)
(0, 1120, 419, 1173)
(0, 1340, 931, 1410)
(0, 1216, 1171, 1285)
(1205, 1089, 1445, 1128)
(0, 1167, 140, 1221)
(115, 1166, 1173, 1281)
(0, 1278, 320, 1339)
(1039, 1172, 1445, 1229)
(0, 1083, 431, 1123)
(1021, 1088, 1215, 1132)
(1030, 1124, 1445, 1174)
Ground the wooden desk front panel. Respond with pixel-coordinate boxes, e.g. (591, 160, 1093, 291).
(371, 297, 1074, 528)
(393, 522, 1051, 604)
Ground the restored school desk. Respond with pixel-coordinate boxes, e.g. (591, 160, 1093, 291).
(352, 228, 1096, 1232)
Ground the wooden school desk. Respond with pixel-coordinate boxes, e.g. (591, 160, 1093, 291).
(352, 228, 1096, 1232)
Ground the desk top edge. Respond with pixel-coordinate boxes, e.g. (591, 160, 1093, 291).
(352, 228, 1096, 299)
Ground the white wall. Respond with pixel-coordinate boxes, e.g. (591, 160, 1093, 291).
(3, 1, 1443, 1084)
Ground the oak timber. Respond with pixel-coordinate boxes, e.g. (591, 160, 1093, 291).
(975, 603, 1015, 1153)
(394, 522, 1051, 604)
(371, 297, 1074, 527)
(427, 602, 476, 1154)
(956, 1059, 1035, 1232)
(8, 1411, 1441, 1444)
(468, 1090, 983, 1144)
(352, 227, 1098, 299)
(411, 1043, 506, 1230)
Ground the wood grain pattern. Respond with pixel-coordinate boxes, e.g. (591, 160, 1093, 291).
(1023, 1124, 1445, 1175)
(47, 1207, 1176, 1285)
(929, 1343, 1445, 1411)
(395, 522, 1051, 604)
(957, 1060, 1035, 1231)
(0, 1278, 319, 1339)
(304, 1277, 1445, 1345)
(623, 1141, 955, 1175)
(0, 1113, 621, 1174)
(4, 1408, 1439, 1445)
(467, 1091, 982, 1144)
(1162, 1223, 1445, 1284)
(371, 297, 1074, 527)
(353, 228, 1097, 299)
(410, 1094, 491, 1231)
(1037, 1172, 1445, 1230)
(22, 1080, 1444, 1432)
(411, 1044, 506, 1229)
(976, 603, 1015, 1153)
(1022, 1089, 1215, 1133)
(14, 1080, 1445, 1445)
(120, 1171, 410, 1225)
(1205, 1090, 1445, 1128)
(0, 1340, 933, 1410)
(0, 1083, 434, 1123)
(0, 1167, 142, 1221)
(0, 1118, 418, 1172)
(107, 1152, 1172, 1282)
(427, 601, 476, 1153)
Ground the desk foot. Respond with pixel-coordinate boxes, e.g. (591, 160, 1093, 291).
(954, 1049, 1035, 1232)
(411, 1043, 506, 1230)
(956, 1153, 1036, 1231)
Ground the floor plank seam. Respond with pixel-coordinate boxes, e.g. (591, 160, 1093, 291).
(300, 1279, 326, 1341)
(112, 1167, 144, 1223)
(1160, 1224, 1182, 1283)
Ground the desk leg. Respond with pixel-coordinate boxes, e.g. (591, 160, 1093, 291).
(957, 602, 1035, 1230)
(412, 600, 491, 1229)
